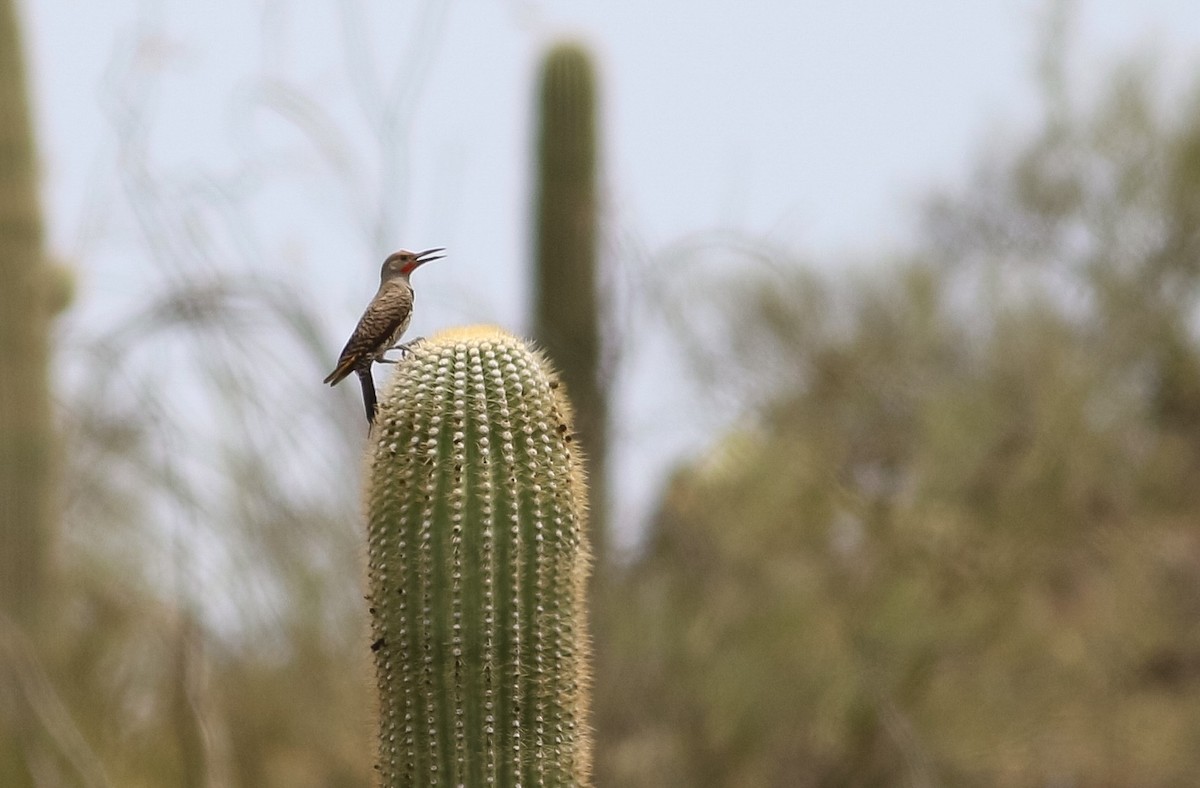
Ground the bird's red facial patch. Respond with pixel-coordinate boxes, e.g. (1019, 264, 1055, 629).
(402, 247, 445, 274)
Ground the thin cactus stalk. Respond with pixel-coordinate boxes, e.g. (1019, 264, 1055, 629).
(0, 2, 58, 784)
(0, 0, 54, 627)
(532, 43, 608, 568)
(365, 326, 592, 787)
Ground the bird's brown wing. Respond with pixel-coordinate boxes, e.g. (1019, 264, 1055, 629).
(323, 283, 414, 386)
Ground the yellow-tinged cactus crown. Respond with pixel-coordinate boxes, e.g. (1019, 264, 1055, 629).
(365, 325, 592, 787)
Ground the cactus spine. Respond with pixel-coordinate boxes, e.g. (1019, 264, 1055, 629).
(532, 43, 608, 567)
(365, 326, 592, 787)
(0, 0, 54, 626)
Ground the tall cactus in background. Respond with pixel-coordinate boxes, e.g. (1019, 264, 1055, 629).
(365, 326, 593, 787)
(0, 2, 58, 785)
(0, 0, 54, 627)
(532, 43, 608, 567)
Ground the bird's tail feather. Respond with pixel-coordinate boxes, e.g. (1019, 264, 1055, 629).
(324, 356, 356, 386)
(358, 368, 378, 424)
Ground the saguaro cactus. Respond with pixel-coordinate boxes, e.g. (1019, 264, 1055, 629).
(0, 3, 59, 785)
(365, 326, 592, 787)
(532, 43, 608, 567)
(0, 0, 54, 626)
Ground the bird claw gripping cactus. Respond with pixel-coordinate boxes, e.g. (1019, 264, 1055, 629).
(365, 325, 592, 787)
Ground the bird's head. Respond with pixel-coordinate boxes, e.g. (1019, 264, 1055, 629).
(381, 247, 445, 281)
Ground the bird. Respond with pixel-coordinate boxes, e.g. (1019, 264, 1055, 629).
(324, 247, 445, 423)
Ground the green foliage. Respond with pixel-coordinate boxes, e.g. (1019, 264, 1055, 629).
(366, 326, 592, 787)
(595, 68, 1200, 786)
(532, 43, 607, 564)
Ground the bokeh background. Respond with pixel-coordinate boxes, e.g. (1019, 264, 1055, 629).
(5, 0, 1200, 785)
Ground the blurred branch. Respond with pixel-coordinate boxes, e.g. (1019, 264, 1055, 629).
(0, 614, 112, 788)
(1035, 0, 1077, 131)
(640, 229, 825, 413)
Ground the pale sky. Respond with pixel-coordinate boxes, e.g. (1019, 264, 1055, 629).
(22, 0, 1200, 547)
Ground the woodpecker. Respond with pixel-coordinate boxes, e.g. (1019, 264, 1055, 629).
(324, 247, 445, 423)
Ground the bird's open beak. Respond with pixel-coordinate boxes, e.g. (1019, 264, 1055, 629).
(414, 247, 446, 267)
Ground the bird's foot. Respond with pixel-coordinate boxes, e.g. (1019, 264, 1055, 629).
(377, 337, 426, 364)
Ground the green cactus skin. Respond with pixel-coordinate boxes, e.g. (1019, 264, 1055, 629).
(0, 0, 53, 627)
(532, 43, 608, 568)
(0, 3, 57, 784)
(365, 326, 593, 787)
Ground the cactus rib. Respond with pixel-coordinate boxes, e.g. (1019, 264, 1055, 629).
(366, 325, 592, 787)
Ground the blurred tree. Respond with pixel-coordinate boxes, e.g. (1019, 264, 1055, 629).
(48, 277, 374, 788)
(531, 43, 609, 569)
(595, 57, 1200, 788)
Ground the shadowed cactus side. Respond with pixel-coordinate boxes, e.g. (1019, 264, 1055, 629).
(365, 325, 592, 787)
